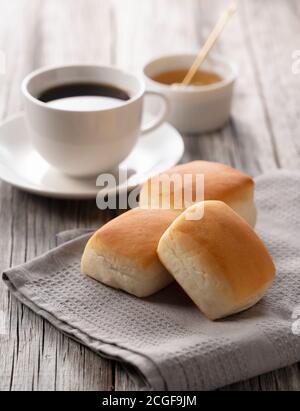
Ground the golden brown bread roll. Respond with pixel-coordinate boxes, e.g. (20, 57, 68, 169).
(139, 161, 257, 227)
(157, 201, 275, 320)
(81, 208, 178, 297)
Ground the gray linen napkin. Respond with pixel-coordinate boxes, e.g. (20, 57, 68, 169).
(3, 170, 300, 391)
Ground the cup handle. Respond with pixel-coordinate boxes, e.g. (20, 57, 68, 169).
(140, 91, 169, 135)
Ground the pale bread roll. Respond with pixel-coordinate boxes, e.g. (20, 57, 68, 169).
(157, 201, 275, 320)
(81, 208, 178, 297)
(139, 161, 257, 227)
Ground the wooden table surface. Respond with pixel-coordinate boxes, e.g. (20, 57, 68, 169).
(1, 0, 300, 391)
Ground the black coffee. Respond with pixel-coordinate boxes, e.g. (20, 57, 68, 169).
(38, 82, 130, 111)
(39, 82, 130, 102)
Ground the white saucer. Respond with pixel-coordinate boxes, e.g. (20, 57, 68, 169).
(0, 113, 184, 199)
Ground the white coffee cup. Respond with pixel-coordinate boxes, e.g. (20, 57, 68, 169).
(22, 64, 168, 177)
(143, 53, 237, 134)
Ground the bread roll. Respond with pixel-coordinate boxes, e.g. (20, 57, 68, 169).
(139, 161, 257, 227)
(81, 208, 178, 297)
(157, 201, 275, 320)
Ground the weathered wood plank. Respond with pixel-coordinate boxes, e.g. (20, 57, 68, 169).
(241, 0, 300, 168)
(0, 0, 43, 391)
(0, 0, 114, 391)
(222, 364, 300, 391)
(190, 0, 279, 175)
(37, 0, 112, 67)
(110, 0, 204, 389)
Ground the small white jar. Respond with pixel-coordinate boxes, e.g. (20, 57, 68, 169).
(143, 53, 238, 134)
